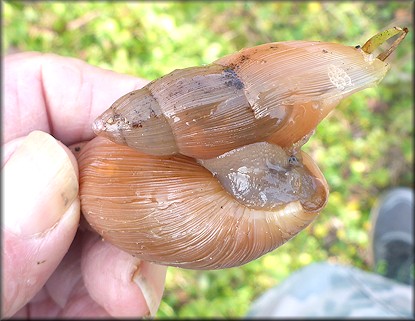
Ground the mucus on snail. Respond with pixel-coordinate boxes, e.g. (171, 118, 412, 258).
(77, 27, 408, 269)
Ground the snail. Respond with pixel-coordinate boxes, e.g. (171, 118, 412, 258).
(77, 27, 408, 269)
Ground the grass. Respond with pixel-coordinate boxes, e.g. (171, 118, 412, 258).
(3, 1, 413, 317)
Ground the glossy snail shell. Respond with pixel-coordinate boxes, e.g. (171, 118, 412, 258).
(78, 28, 407, 269)
(77, 138, 328, 269)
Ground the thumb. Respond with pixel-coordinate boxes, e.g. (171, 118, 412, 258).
(1, 130, 80, 318)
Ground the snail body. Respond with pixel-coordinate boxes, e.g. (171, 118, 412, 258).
(78, 28, 408, 269)
(93, 41, 390, 159)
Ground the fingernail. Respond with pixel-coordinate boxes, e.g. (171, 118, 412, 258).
(3, 131, 79, 236)
(132, 263, 167, 317)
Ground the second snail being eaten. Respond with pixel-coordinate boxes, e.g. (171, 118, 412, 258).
(76, 27, 408, 269)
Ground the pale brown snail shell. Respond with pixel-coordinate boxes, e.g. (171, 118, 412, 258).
(77, 28, 407, 269)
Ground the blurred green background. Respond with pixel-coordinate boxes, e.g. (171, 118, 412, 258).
(3, 1, 413, 317)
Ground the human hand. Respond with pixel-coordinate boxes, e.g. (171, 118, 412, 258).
(2, 52, 167, 318)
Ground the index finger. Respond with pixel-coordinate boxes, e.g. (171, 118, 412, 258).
(3, 52, 149, 145)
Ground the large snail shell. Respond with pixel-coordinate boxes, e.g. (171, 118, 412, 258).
(93, 41, 389, 159)
(78, 29, 406, 269)
(78, 137, 328, 269)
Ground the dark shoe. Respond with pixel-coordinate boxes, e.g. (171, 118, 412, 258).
(369, 187, 413, 285)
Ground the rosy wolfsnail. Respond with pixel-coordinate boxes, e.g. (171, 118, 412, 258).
(76, 27, 408, 269)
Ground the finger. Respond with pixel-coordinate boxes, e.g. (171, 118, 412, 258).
(43, 230, 109, 318)
(1, 131, 80, 318)
(81, 233, 167, 317)
(44, 230, 84, 310)
(3, 52, 149, 145)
